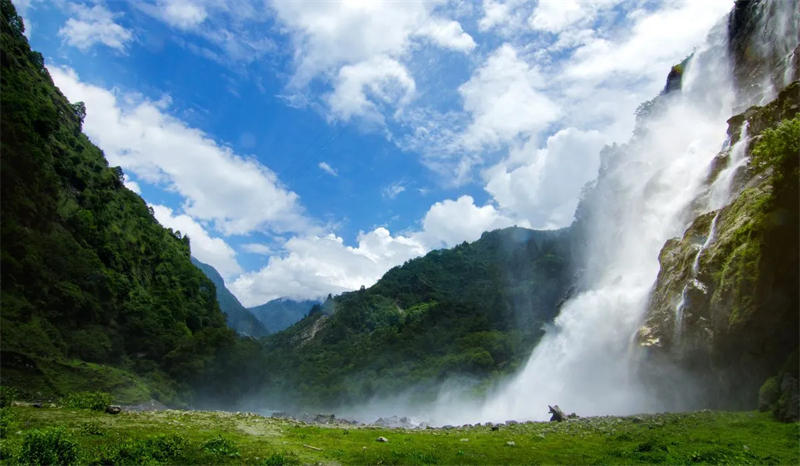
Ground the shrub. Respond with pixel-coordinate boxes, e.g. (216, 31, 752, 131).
(61, 391, 112, 411)
(202, 435, 240, 458)
(0, 386, 17, 407)
(79, 421, 104, 436)
(0, 407, 15, 438)
(19, 427, 79, 466)
(108, 434, 187, 464)
(261, 452, 300, 466)
(758, 376, 779, 411)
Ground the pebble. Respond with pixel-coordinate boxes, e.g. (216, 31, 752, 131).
(506, 441, 516, 447)
(376, 436, 388, 443)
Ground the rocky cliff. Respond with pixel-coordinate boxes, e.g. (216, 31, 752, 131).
(638, 82, 798, 419)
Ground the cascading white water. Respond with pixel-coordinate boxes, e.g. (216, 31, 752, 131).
(467, 18, 739, 423)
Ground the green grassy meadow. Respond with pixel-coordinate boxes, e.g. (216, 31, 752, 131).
(0, 405, 797, 465)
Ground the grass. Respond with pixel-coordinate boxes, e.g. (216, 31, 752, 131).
(0, 406, 797, 464)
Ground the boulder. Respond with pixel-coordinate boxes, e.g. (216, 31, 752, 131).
(105, 405, 122, 415)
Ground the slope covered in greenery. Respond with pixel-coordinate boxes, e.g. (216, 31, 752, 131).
(191, 258, 269, 338)
(259, 226, 575, 409)
(248, 298, 318, 333)
(0, 1, 236, 401)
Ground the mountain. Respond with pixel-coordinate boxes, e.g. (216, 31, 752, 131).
(248, 298, 318, 333)
(258, 226, 576, 408)
(191, 258, 269, 338)
(0, 1, 236, 402)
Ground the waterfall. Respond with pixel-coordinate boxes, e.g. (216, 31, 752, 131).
(469, 0, 798, 423)
(472, 15, 740, 423)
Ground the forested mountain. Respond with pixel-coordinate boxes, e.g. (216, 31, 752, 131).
(258, 226, 576, 408)
(191, 258, 269, 338)
(0, 1, 236, 402)
(248, 298, 318, 333)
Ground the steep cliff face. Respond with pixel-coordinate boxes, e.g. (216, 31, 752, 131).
(638, 81, 799, 418)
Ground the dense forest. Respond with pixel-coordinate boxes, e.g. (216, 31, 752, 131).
(255, 226, 575, 409)
(0, 0, 256, 404)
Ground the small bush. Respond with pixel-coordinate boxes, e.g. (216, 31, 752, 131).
(19, 427, 79, 466)
(202, 435, 240, 458)
(0, 386, 18, 407)
(79, 421, 104, 436)
(0, 407, 15, 438)
(107, 434, 187, 464)
(61, 391, 112, 411)
(758, 376, 779, 411)
(261, 452, 300, 466)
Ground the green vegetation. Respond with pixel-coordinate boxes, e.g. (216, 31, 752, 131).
(0, 406, 797, 465)
(0, 0, 250, 404)
(192, 258, 269, 338)
(639, 81, 799, 417)
(249, 298, 319, 333)
(19, 427, 79, 466)
(60, 392, 112, 411)
(259, 227, 574, 409)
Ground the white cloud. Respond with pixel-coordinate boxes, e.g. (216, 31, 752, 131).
(484, 127, 608, 229)
(415, 17, 476, 52)
(418, 195, 522, 248)
(49, 66, 309, 236)
(151, 204, 242, 280)
(528, 0, 608, 33)
(231, 227, 427, 305)
(318, 161, 338, 177)
(156, 0, 207, 30)
(230, 193, 523, 304)
(122, 174, 141, 194)
(58, 3, 132, 51)
(478, 0, 529, 36)
(326, 55, 416, 123)
(382, 182, 406, 199)
(242, 243, 273, 255)
(459, 43, 560, 150)
(564, 0, 732, 83)
(272, 0, 473, 86)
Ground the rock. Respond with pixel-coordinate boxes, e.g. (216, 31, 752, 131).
(506, 441, 516, 447)
(491, 425, 500, 431)
(105, 405, 122, 415)
(32, 403, 42, 408)
(376, 436, 388, 443)
(548, 405, 565, 422)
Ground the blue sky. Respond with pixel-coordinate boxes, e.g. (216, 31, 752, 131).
(16, 0, 732, 306)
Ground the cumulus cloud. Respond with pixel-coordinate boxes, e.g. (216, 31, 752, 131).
(150, 204, 242, 279)
(230, 194, 522, 304)
(231, 228, 427, 305)
(484, 127, 608, 229)
(58, 2, 132, 51)
(459, 43, 560, 150)
(418, 195, 521, 248)
(49, 66, 309, 236)
(326, 56, 416, 123)
(152, 0, 208, 30)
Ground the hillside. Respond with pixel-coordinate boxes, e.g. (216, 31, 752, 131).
(191, 258, 269, 338)
(248, 298, 318, 333)
(0, 1, 235, 402)
(258, 226, 576, 409)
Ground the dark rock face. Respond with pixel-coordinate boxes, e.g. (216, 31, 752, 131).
(728, 0, 799, 110)
(637, 82, 799, 413)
